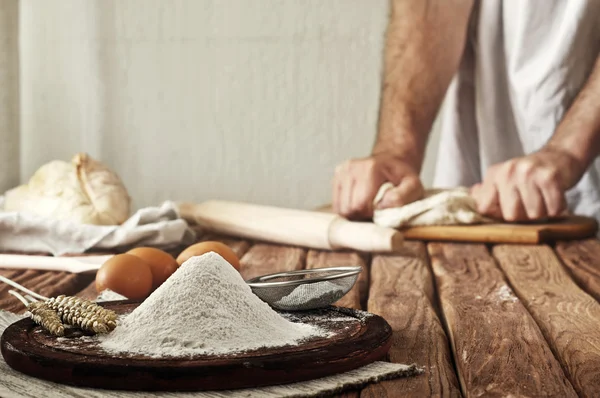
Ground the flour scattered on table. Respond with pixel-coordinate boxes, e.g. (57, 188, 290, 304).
(96, 289, 128, 302)
(274, 281, 346, 310)
(99, 252, 324, 357)
(497, 285, 518, 303)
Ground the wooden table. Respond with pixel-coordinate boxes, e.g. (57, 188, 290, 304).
(2, 234, 600, 397)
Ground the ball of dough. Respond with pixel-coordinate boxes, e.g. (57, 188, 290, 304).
(4, 153, 131, 225)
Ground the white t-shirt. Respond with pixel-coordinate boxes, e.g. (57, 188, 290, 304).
(433, 0, 600, 221)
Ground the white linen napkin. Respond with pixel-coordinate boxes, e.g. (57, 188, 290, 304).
(0, 198, 196, 256)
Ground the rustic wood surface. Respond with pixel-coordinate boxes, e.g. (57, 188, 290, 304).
(429, 243, 576, 397)
(401, 215, 598, 243)
(306, 250, 369, 310)
(555, 239, 600, 302)
(304, 250, 369, 398)
(362, 242, 461, 398)
(493, 244, 600, 397)
(0, 270, 93, 313)
(3, 235, 600, 396)
(239, 243, 305, 280)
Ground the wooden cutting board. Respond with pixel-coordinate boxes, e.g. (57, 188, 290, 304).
(401, 215, 598, 244)
(1, 301, 392, 392)
(316, 206, 597, 244)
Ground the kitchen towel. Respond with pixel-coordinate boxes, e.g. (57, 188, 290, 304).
(0, 309, 421, 398)
(373, 182, 493, 228)
(0, 198, 196, 256)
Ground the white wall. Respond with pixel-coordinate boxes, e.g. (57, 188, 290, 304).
(17, 0, 440, 211)
(0, 0, 19, 193)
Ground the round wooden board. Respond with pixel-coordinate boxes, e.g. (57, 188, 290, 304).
(1, 301, 392, 392)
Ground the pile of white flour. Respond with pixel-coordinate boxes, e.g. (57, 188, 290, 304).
(99, 252, 323, 357)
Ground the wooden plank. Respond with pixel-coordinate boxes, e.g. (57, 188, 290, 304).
(317, 208, 597, 244)
(493, 244, 600, 396)
(305, 250, 369, 310)
(239, 243, 306, 281)
(0, 269, 94, 313)
(555, 239, 600, 302)
(76, 282, 101, 301)
(429, 243, 576, 397)
(247, 248, 363, 398)
(402, 215, 598, 243)
(361, 242, 461, 398)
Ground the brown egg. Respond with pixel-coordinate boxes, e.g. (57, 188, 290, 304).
(127, 247, 179, 290)
(176, 241, 240, 271)
(96, 254, 153, 300)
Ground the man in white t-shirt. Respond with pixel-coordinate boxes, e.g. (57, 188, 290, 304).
(332, 0, 600, 223)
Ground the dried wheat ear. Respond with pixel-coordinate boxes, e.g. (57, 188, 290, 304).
(26, 302, 65, 337)
(2, 275, 119, 336)
(45, 295, 118, 334)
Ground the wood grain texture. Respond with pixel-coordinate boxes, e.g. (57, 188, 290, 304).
(429, 243, 576, 397)
(318, 206, 597, 244)
(361, 242, 461, 398)
(555, 239, 600, 302)
(0, 269, 94, 313)
(402, 215, 598, 244)
(493, 245, 600, 397)
(75, 282, 101, 301)
(303, 250, 369, 398)
(239, 243, 306, 281)
(306, 250, 369, 310)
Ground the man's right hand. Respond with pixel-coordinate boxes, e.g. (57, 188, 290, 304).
(332, 153, 424, 220)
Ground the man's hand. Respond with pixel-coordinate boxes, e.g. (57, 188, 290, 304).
(471, 147, 585, 221)
(331, 0, 475, 221)
(332, 153, 424, 220)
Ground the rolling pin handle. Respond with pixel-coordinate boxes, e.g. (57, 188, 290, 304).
(328, 217, 403, 253)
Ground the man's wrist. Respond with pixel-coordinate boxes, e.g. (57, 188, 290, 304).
(545, 55, 600, 179)
(371, 145, 423, 173)
(540, 142, 589, 186)
(545, 134, 595, 176)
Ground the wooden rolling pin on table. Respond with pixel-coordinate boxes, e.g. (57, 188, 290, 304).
(179, 201, 599, 249)
(177, 200, 404, 253)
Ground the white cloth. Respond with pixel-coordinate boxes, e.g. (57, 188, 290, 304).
(0, 199, 196, 256)
(373, 183, 491, 228)
(433, 1, 600, 223)
(0, 310, 420, 398)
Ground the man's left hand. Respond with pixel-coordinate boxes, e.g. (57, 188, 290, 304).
(471, 147, 585, 221)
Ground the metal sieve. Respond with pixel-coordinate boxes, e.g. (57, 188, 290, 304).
(245, 266, 362, 311)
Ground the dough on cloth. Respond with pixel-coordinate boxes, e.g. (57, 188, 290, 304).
(372, 182, 493, 228)
(3, 153, 130, 225)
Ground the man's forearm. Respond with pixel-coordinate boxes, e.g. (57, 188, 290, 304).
(547, 55, 600, 178)
(373, 0, 475, 171)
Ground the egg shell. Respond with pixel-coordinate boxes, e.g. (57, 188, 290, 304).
(95, 254, 153, 300)
(176, 241, 240, 270)
(127, 247, 179, 290)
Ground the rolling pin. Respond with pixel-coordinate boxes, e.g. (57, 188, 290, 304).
(176, 200, 403, 253)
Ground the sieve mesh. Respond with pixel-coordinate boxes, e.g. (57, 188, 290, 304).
(246, 266, 361, 311)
